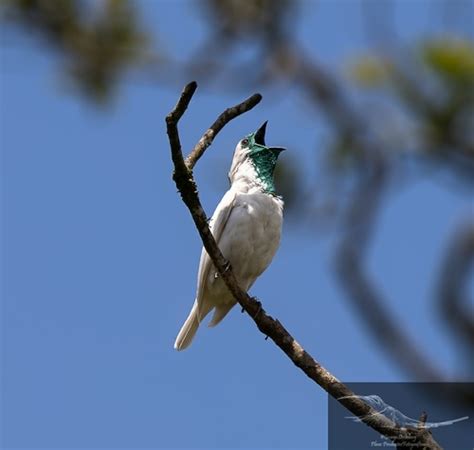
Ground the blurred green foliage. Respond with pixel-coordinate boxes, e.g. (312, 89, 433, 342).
(2, 0, 148, 101)
(423, 38, 474, 84)
(345, 38, 474, 178)
(349, 55, 392, 87)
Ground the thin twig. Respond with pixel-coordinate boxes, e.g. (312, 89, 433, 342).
(165, 82, 443, 450)
(185, 93, 262, 170)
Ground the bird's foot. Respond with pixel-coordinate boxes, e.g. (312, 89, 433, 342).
(241, 297, 263, 319)
(252, 298, 263, 320)
(215, 261, 231, 280)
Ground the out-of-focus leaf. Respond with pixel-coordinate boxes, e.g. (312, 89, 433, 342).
(348, 55, 392, 88)
(423, 39, 474, 85)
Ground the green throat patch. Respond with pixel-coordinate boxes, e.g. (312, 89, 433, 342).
(245, 132, 282, 195)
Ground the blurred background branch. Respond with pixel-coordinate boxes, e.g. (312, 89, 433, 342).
(438, 222, 474, 372)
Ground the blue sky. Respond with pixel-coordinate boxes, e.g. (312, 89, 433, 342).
(1, 1, 473, 449)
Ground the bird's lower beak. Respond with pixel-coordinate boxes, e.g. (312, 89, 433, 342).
(254, 121, 268, 146)
(269, 147, 286, 153)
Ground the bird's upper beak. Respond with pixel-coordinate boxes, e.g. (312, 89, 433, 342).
(254, 121, 286, 153)
(254, 121, 268, 146)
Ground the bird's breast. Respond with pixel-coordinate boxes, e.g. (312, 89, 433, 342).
(215, 192, 283, 293)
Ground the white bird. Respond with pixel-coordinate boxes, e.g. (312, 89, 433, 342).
(174, 122, 285, 350)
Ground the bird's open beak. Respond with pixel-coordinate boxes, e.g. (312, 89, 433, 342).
(255, 121, 286, 153)
(254, 121, 268, 146)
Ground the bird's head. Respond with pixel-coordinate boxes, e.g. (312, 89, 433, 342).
(229, 121, 286, 194)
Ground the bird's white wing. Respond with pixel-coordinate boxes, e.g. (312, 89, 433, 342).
(195, 189, 236, 320)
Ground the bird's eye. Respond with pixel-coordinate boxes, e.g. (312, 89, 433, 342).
(241, 138, 249, 147)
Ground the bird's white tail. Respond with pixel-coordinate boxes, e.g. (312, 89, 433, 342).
(174, 302, 200, 351)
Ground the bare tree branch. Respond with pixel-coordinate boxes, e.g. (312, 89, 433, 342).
(165, 81, 444, 450)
